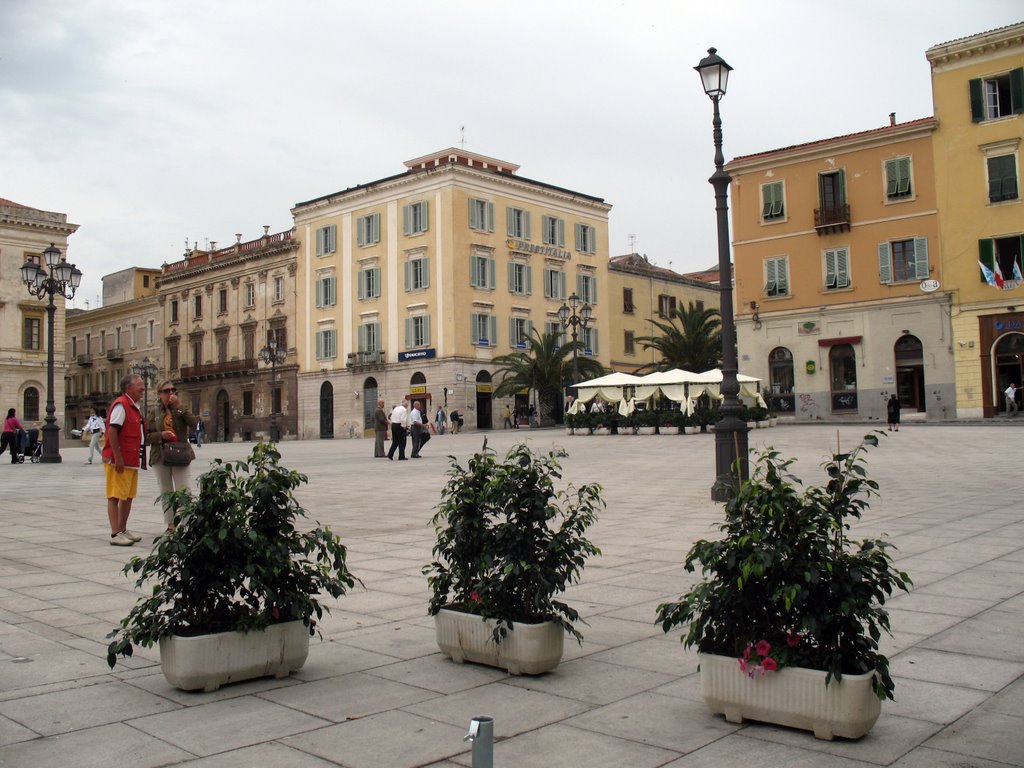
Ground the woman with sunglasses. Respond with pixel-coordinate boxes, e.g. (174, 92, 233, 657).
(145, 380, 198, 532)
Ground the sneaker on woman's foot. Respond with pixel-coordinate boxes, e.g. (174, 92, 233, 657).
(122, 529, 143, 542)
(110, 532, 135, 546)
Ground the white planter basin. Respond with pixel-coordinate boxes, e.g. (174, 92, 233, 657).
(434, 608, 564, 675)
(637, 426, 657, 435)
(159, 620, 310, 692)
(757, 420, 771, 429)
(564, 427, 574, 435)
(698, 652, 880, 740)
(683, 426, 700, 435)
(594, 427, 611, 436)
(660, 426, 680, 435)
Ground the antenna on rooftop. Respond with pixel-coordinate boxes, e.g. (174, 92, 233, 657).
(459, 126, 466, 149)
(627, 234, 637, 253)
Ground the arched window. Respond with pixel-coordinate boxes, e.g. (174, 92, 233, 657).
(319, 381, 334, 439)
(894, 335, 925, 412)
(410, 371, 426, 386)
(362, 377, 378, 430)
(768, 347, 794, 413)
(23, 387, 40, 421)
(829, 344, 857, 412)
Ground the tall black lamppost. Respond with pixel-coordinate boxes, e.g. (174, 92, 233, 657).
(131, 357, 160, 418)
(696, 47, 749, 501)
(259, 337, 286, 441)
(557, 292, 593, 401)
(21, 243, 83, 463)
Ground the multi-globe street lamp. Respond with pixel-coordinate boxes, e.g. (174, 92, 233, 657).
(21, 243, 83, 463)
(696, 47, 749, 501)
(131, 357, 160, 418)
(557, 292, 593, 414)
(259, 337, 287, 441)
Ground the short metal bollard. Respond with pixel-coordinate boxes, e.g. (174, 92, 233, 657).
(463, 715, 494, 768)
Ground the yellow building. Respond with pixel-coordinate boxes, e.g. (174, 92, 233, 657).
(64, 267, 162, 432)
(727, 117, 953, 421)
(606, 253, 721, 373)
(0, 198, 77, 435)
(291, 149, 611, 437)
(927, 22, 1024, 417)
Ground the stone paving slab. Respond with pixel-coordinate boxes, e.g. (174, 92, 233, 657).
(0, 424, 1021, 766)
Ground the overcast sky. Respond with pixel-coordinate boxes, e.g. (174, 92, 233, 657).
(2, 0, 1020, 309)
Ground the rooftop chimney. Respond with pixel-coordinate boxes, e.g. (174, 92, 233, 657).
(889, 112, 896, 126)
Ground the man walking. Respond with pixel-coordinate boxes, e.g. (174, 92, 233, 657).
(83, 406, 105, 464)
(103, 374, 146, 546)
(386, 400, 409, 460)
(409, 400, 428, 458)
(1006, 382, 1019, 417)
(373, 399, 388, 457)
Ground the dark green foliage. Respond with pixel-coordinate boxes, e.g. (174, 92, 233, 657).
(107, 443, 359, 667)
(425, 442, 602, 644)
(635, 302, 722, 373)
(656, 433, 911, 700)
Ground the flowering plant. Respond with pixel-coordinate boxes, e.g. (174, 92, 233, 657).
(425, 442, 603, 644)
(656, 434, 911, 700)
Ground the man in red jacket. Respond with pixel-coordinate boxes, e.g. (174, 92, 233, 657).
(102, 374, 146, 546)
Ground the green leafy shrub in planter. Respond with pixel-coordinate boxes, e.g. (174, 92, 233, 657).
(425, 441, 603, 643)
(106, 443, 359, 667)
(564, 412, 578, 430)
(635, 409, 660, 428)
(656, 433, 911, 700)
(748, 405, 769, 422)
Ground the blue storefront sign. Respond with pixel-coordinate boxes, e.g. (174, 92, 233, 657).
(398, 348, 437, 362)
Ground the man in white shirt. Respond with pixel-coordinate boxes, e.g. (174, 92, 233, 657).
(1006, 383, 1019, 417)
(386, 401, 409, 460)
(83, 406, 105, 465)
(409, 400, 427, 458)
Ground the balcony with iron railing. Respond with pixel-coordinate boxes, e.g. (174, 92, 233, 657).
(76, 354, 93, 366)
(179, 358, 258, 380)
(814, 204, 851, 234)
(106, 348, 123, 361)
(346, 350, 386, 369)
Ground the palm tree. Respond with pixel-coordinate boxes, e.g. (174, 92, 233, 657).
(492, 329, 605, 426)
(635, 302, 722, 372)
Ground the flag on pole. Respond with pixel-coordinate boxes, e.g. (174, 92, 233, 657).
(979, 260, 998, 287)
(1014, 260, 1023, 282)
(994, 259, 1006, 288)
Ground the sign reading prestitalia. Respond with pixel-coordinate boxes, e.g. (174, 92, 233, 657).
(506, 238, 571, 261)
(398, 348, 436, 362)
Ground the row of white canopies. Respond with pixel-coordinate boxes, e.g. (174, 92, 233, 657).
(567, 368, 765, 416)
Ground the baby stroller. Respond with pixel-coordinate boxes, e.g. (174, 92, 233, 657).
(22, 429, 42, 464)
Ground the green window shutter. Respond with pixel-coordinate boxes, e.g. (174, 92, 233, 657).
(575, 223, 583, 251)
(357, 218, 366, 247)
(825, 250, 836, 288)
(469, 199, 478, 229)
(423, 315, 431, 346)
(470, 314, 480, 344)
(837, 249, 850, 287)
(555, 218, 564, 247)
(558, 271, 566, 299)
(507, 261, 516, 292)
(836, 169, 846, 206)
(489, 315, 498, 346)
(372, 268, 381, 297)
(577, 273, 584, 299)
(764, 258, 777, 292)
(913, 237, 929, 279)
(885, 160, 898, 197)
(357, 324, 366, 352)
(315, 279, 323, 308)
(315, 331, 323, 359)
(590, 276, 597, 304)
(371, 213, 379, 243)
(421, 258, 430, 289)
(328, 277, 335, 305)
(404, 261, 412, 292)
(523, 211, 531, 241)
(591, 328, 599, 355)
(1010, 68, 1024, 115)
(509, 317, 516, 345)
(316, 228, 324, 256)
(405, 318, 412, 348)
(898, 157, 911, 195)
(506, 207, 515, 237)
(969, 78, 985, 122)
(543, 268, 553, 298)
(402, 205, 412, 235)
(979, 239, 995, 282)
(487, 258, 496, 289)
(524, 264, 532, 295)
(878, 243, 892, 284)
(777, 259, 788, 295)
(357, 270, 366, 300)
(526, 319, 533, 339)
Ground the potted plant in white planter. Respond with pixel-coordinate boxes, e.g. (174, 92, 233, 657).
(425, 441, 602, 675)
(106, 443, 359, 691)
(656, 434, 911, 740)
(659, 409, 682, 435)
(683, 413, 701, 435)
(636, 409, 658, 435)
(748, 405, 770, 428)
(563, 412, 576, 435)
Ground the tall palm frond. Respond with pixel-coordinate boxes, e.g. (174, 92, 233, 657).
(635, 302, 722, 373)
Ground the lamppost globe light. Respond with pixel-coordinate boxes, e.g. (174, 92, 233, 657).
(695, 47, 732, 99)
(556, 303, 569, 325)
(581, 303, 594, 324)
(568, 292, 580, 311)
(23, 242, 81, 463)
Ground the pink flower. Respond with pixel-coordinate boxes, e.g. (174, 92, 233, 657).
(755, 640, 772, 658)
(469, 592, 481, 603)
(742, 644, 752, 661)
(786, 633, 801, 648)
(762, 657, 778, 672)
(738, 658, 747, 674)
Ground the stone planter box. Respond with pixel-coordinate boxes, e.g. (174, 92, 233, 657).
(159, 620, 310, 692)
(434, 608, 563, 675)
(660, 426, 680, 435)
(683, 426, 700, 435)
(756, 420, 771, 429)
(637, 426, 657, 435)
(698, 652, 880, 740)
(594, 427, 611, 436)
(564, 427, 574, 435)
(769, 418, 778, 427)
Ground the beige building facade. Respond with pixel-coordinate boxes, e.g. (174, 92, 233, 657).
(158, 229, 299, 441)
(606, 253, 721, 373)
(927, 23, 1024, 417)
(64, 268, 162, 431)
(727, 117, 955, 422)
(0, 198, 78, 433)
(292, 149, 612, 438)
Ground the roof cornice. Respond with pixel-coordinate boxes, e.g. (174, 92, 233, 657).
(926, 22, 1024, 70)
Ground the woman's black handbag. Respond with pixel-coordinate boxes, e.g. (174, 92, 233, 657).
(161, 441, 192, 466)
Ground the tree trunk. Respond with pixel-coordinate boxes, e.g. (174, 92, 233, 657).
(539, 390, 558, 428)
